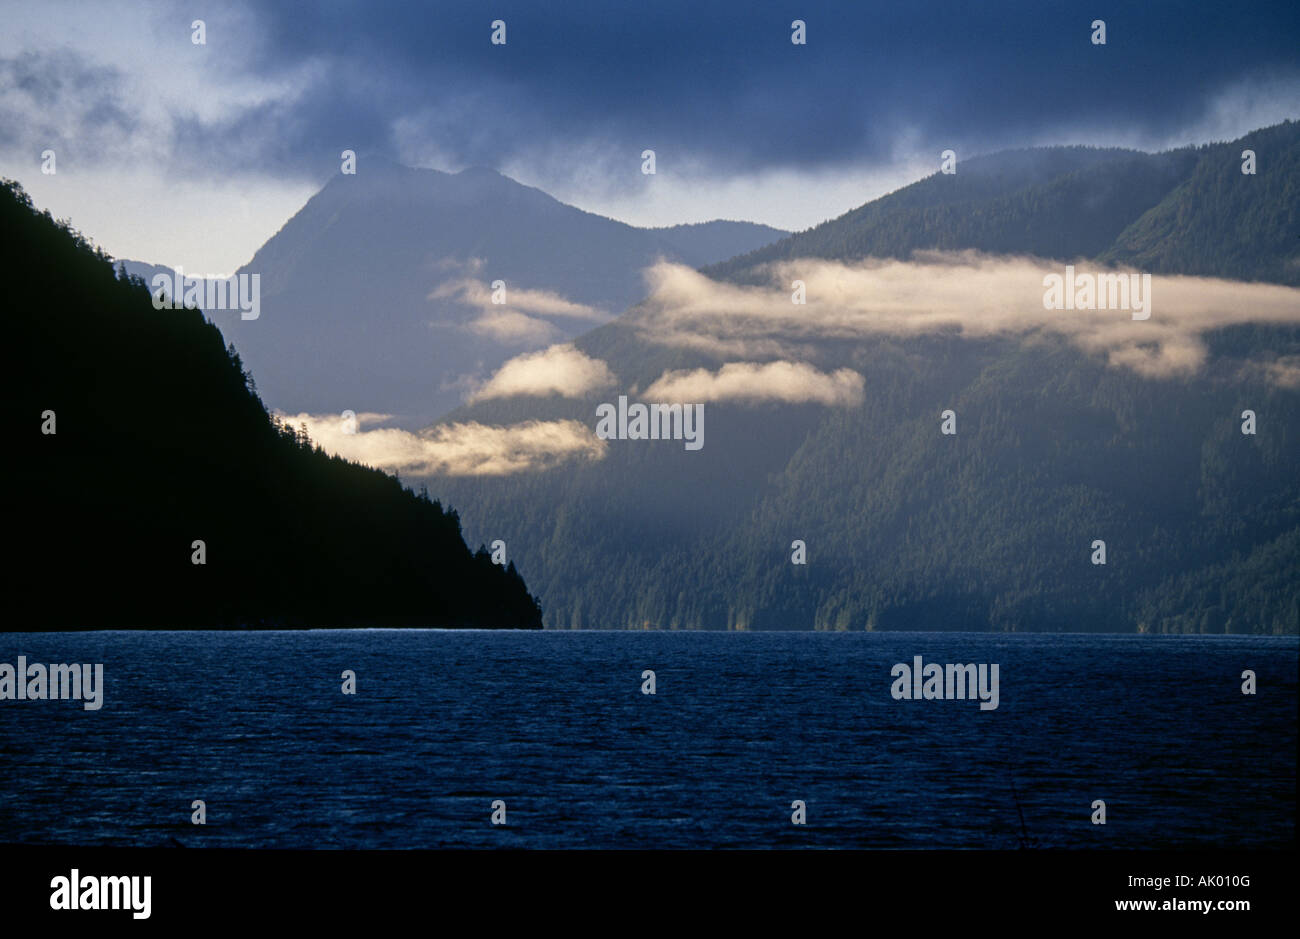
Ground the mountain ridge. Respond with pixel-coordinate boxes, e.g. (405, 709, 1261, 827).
(705, 122, 1299, 286)
(414, 122, 1300, 632)
(121, 162, 787, 425)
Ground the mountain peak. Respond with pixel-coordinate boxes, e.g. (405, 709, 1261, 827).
(456, 165, 504, 179)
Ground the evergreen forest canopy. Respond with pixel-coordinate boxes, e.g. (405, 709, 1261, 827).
(424, 123, 1300, 633)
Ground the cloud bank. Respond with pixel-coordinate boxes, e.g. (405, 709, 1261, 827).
(4, 2, 1295, 270)
(6, 1, 1297, 185)
(630, 255, 1300, 380)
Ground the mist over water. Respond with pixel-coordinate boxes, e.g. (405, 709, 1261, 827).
(1, 631, 1293, 849)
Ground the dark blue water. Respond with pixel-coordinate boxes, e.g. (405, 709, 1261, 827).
(0, 631, 1294, 849)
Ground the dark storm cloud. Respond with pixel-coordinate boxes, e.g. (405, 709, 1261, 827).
(0, 50, 138, 157)
(216, 0, 1300, 175)
(11, 0, 1300, 182)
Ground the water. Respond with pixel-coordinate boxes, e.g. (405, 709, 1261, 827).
(0, 631, 1294, 849)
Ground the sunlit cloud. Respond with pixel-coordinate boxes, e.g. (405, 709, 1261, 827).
(471, 343, 616, 402)
(643, 361, 864, 406)
(463, 309, 560, 345)
(277, 411, 606, 476)
(428, 268, 613, 346)
(629, 255, 1300, 381)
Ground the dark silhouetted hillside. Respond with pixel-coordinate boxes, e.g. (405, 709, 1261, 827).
(4, 178, 541, 629)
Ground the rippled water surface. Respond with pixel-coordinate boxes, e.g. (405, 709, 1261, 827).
(1, 631, 1294, 849)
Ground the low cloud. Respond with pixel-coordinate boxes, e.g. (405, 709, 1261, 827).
(1251, 355, 1300, 389)
(430, 269, 611, 346)
(464, 309, 559, 344)
(643, 361, 864, 406)
(472, 343, 616, 402)
(630, 255, 1300, 381)
(277, 411, 606, 476)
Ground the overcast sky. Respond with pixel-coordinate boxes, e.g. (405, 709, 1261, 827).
(2, 0, 1297, 272)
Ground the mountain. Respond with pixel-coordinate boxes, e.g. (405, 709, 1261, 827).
(115, 258, 180, 287)
(412, 122, 1300, 633)
(1099, 121, 1300, 283)
(707, 121, 1300, 286)
(645, 220, 789, 265)
(181, 163, 785, 424)
(3, 177, 542, 629)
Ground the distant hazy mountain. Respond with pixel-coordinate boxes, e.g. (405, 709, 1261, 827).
(417, 122, 1300, 633)
(645, 220, 789, 266)
(166, 163, 785, 424)
(114, 259, 230, 328)
(115, 258, 177, 287)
